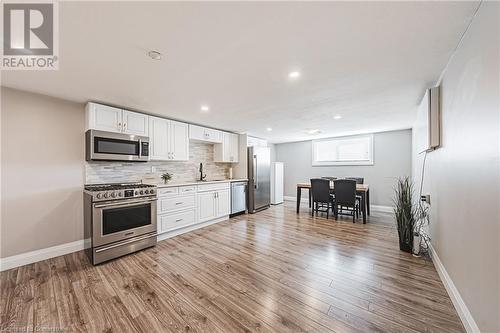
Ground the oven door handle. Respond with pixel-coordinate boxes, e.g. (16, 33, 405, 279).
(95, 233, 157, 253)
(94, 198, 157, 208)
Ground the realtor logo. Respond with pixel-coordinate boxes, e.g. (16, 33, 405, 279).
(2, 1, 59, 70)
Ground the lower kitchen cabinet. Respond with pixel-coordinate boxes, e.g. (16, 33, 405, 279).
(216, 189, 231, 217)
(160, 209, 196, 232)
(157, 183, 232, 236)
(198, 191, 217, 223)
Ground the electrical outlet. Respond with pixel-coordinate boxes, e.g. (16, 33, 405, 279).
(420, 194, 431, 204)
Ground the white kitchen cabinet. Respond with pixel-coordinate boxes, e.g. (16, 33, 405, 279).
(189, 124, 222, 143)
(86, 102, 148, 136)
(198, 191, 217, 222)
(157, 185, 197, 235)
(149, 117, 170, 160)
(170, 121, 189, 161)
(157, 182, 233, 238)
(214, 132, 239, 163)
(216, 189, 231, 217)
(122, 110, 149, 136)
(149, 117, 189, 161)
(86, 103, 122, 133)
(197, 183, 231, 222)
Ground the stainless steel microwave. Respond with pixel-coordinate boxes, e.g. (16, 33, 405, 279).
(85, 130, 149, 162)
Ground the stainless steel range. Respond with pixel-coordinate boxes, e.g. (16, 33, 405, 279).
(84, 183, 157, 265)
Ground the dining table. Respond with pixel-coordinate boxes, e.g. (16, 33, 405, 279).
(296, 182, 370, 223)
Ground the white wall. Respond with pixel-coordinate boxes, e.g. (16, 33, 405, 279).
(1, 87, 85, 258)
(275, 129, 412, 206)
(412, 2, 499, 331)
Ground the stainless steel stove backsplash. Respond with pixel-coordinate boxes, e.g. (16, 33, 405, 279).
(85, 142, 230, 184)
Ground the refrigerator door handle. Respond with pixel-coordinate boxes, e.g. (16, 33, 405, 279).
(253, 155, 258, 189)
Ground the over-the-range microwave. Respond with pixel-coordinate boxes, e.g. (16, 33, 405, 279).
(85, 130, 149, 162)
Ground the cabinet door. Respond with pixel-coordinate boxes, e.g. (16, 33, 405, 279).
(170, 121, 189, 161)
(216, 189, 231, 217)
(122, 110, 149, 136)
(88, 103, 122, 133)
(205, 128, 222, 143)
(229, 133, 239, 162)
(198, 191, 216, 223)
(189, 125, 206, 141)
(149, 117, 170, 160)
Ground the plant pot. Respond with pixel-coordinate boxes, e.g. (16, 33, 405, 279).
(412, 233, 421, 256)
(399, 238, 412, 253)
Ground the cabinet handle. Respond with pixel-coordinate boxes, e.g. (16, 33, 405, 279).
(175, 202, 183, 205)
(175, 219, 183, 222)
(123, 123, 127, 129)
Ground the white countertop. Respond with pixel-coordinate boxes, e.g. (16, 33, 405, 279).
(145, 178, 248, 188)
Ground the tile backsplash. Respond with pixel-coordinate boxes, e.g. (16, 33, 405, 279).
(85, 142, 230, 184)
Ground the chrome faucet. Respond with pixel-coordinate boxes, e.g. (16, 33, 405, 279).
(199, 163, 207, 181)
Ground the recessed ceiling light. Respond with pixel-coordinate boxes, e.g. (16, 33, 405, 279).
(200, 105, 210, 112)
(333, 115, 342, 120)
(148, 50, 162, 60)
(305, 129, 321, 135)
(266, 127, 273, 132)
(288, 71, 301, 79)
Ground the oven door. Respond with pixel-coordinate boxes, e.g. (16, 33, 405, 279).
(92, 197, 157, 247)
(86, 130, 149, 162)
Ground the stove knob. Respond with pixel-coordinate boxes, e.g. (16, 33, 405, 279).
(96, 193, 102, 199)
(144, 190, 149, 194)
(103, 193, 109, 198)
(118, 192, 123, 197)
(135, 190, 138, 195)
(139, 190, 144, 195)
(150, 189, 155, 194)
(111, 192, 116, 198)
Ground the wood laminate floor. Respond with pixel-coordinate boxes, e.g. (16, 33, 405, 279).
(1, 202, 465, 333)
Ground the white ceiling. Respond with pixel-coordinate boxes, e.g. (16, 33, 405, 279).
(1, 1, 479, 143)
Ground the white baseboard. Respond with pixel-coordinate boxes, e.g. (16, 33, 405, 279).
(370, 205, 393, 213)
(158, 215, 229, 242)
(0, 239, 91, 272)
(429, 244, 480, 333)
(284, 196, 393, 213)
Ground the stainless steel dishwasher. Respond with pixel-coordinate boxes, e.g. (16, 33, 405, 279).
(231, 181, 247, 216)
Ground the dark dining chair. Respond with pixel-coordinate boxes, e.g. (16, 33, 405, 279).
(310, 178, 334, 219)
(333, 179, 359, 222)
(345, 177, 364, 215)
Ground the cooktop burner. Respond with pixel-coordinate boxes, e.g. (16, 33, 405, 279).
(84, 183, 157, 202)
(85, 183, 155, 192)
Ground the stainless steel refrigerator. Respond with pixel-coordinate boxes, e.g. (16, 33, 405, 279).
(247, 146, 271, 213)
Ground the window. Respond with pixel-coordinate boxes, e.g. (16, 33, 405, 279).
(312, 134, 374, 166)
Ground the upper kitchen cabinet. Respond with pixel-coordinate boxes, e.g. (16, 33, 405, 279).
(149, 117, 189, 161)
(85, 102, 148, 136)
(85, 103, 122, 133)
(121, 110, 149, 136)
(189, 124, 222, 143)
(170, 120, 189, 161)
(214, 132, 239, 163)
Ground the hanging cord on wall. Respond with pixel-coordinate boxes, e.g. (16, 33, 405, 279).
(416, 150, 431, 254)
(418, 150, 428, 205)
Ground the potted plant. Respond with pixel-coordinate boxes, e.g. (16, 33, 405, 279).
(393, 177, 416, 253)
(161, 172, 172, 184)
